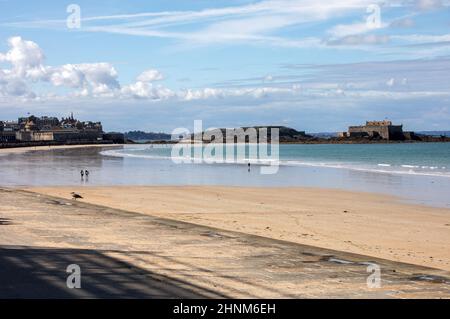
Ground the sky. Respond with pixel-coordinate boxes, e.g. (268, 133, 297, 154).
(0, 0, 449, 132)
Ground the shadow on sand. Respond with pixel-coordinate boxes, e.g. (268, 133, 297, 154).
(0, 245, 228, 299)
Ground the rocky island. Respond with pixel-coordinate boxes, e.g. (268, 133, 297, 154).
(181, 120, 450, 144)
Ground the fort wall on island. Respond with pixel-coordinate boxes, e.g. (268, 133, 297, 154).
(345, 120, 405, 141)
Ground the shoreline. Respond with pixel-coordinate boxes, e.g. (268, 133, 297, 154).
(158, 139, 450, 145)
(3, 143, 450, 272)
(0, 143, 123, 155)
(24, 185, 450, 272)
(2, 143, 450, 208)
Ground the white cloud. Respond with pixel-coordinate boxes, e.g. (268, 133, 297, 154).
(0, 68, 7, 85)
(120, 69, 171, 99)
(121, 81, 174, 100)
(181, 88, 224, 100)
(76, 0, 379, 47)
(0, 36, 449, 105)
(179, 85, 321, 101)
(390, 17, 415, 28)
(392, 33, 450, 44)
(0, 37, 120, 99)
(0, 36, 45, 78)
(327, 22, 375, 38)
(47, 64, 85, 88)
(263, 75, 274, 82)
(136, 69, 164, 82)
(327, 34, 390, 45)
(2, 0, 450, 55)
(48, 63, 120, 95)
(415, 0, 443, 10)
(2, 79, 35, 98)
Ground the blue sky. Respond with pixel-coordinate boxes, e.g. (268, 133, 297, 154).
(0, 0, 449, 132)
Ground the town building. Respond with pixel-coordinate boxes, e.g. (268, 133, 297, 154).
(0, 121, 19, 142)
(1, 114, 123, 145)
(15, 131, 54, 142)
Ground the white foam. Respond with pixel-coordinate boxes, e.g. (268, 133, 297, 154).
(101, 149, 450, 178)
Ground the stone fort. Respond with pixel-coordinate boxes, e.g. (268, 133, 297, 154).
(346, 120, 404, 140)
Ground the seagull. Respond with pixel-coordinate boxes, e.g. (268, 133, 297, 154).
(71, 192, 83, 200)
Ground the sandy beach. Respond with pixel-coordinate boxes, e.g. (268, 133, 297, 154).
(27, 186, 450, 272)
(2, 187, 450, 298)
(0, 144, 122, 155)
(2, 145, 450, 297)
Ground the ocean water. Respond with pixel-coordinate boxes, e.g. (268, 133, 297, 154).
(103, 143, 450, 178)
(1, 143, 450, 208)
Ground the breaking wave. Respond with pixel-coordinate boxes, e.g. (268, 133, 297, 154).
(101, 148, 450, 178)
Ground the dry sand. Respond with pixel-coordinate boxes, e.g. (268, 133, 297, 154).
(27, 186, 450, 271)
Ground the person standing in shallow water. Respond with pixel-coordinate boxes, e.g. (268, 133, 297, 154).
(85, 170, 89, 181)
(248, 162, 251, 172)
(80, 170, 84, 180)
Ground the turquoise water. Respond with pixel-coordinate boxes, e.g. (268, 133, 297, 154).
(2, 143, 450, 207)
(103, 143, 450, 178)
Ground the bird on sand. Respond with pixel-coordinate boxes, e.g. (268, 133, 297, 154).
(71, 192, 83, 200)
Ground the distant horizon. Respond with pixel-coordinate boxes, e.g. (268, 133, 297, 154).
(2, 112, 450, 134)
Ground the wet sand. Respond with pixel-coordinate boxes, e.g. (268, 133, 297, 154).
(27, 186, 450, 272)
(0, 144, 122, 155)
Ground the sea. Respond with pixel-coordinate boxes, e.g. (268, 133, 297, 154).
(1, 142, 450, 208)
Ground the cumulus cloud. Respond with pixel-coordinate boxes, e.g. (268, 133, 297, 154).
(179, 85, 303, 100)
(120, 68, 171, 99)
(48, 63, 120, 95)
(3, 79, 35, 98)
(121, 81, 174, 99)
(0, 36, 449, 105)
(0, 37, 184, 101)
(0, 36, 311, 102)
(136, 69, 164, 82)
(0, 36, 45, 78)
(0, 37, 120, 99)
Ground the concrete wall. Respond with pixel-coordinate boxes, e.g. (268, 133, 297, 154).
(103, 133, 125, 144)
(53, 130, 103, 142)
(0, 131, 17, 142)
(348, 124, 403, 140)
(16, 131, 54, 142)
(388, 125, 404, 140)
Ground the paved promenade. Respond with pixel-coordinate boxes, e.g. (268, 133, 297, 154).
(0, 188, 449, 298)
